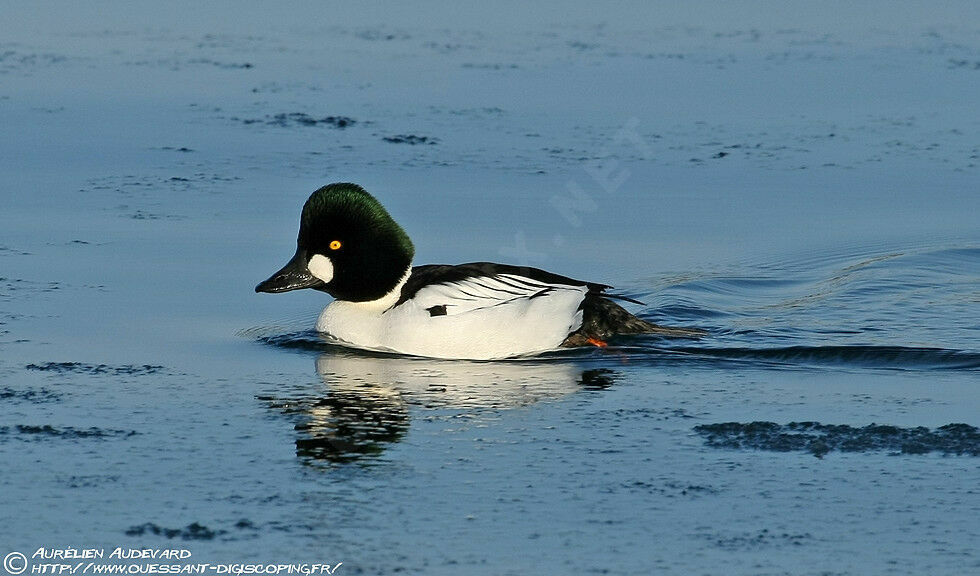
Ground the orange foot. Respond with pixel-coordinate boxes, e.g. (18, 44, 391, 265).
(587, 337, 608, 348)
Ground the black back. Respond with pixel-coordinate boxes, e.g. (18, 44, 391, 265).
(394, 262, 610, 306)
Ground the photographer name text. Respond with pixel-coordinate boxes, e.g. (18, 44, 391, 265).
(33, 551, 191, 561)
(5, 550, 342, 576)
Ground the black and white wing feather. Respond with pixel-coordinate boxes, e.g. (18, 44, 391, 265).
(397, 263, 591, 317)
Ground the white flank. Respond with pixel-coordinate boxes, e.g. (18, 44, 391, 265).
(316, 271, 587, 360)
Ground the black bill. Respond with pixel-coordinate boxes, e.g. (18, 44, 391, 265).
(255, 249, 326, 293)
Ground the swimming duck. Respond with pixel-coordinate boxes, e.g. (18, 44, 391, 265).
(256, 183, 701, 359)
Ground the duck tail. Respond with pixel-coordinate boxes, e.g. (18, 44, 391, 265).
(561, 295, 705, 348)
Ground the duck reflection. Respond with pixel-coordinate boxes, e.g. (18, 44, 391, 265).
(267, 349, 618, 464)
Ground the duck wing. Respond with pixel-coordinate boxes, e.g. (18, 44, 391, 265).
(395, 262, 593, 317)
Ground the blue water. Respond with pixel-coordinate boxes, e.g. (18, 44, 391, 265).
(2, 3, 979, 575)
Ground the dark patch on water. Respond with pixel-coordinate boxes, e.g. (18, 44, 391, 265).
(186, 58, 253, 69)
(461, 62, 519, 70)
(354, 29, 411, 42)
(568, 40, 599, 52)
(667, 482, 717, 496)
(700, 528, 812, 551)
(615, 480, 719, 498)
(589, 406, 700, 424)
(0, 278, 61, 298)
(2, 424, 138, 440)
(947, 58, 980, 70)
(0, 246, 31, 256)
(0, 386, 61, 403)
(382, 134, 438, 145)
(441, 106, 506, 117)
(0, 49, 71, 74)
(647, 117, 980, 171)
(234, 519, 258, 531)
(126, 58, 252, 71)
(422, 41, 469, 54)
(61, 474, 121, 488)
(125, 522, 224, 541)
(238, 113, 355, 128)
(26, 362, 167, 376)
(159, 146, 194, 153)
(249, 81, 323, 94)
(694, 421, 980, 458)
(84, 173, 240, 196)
(128, 210, 186, 221)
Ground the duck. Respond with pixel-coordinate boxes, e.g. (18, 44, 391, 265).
(256, 183, 702, 360)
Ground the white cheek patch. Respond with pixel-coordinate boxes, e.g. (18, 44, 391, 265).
(307, 254, 334, 283)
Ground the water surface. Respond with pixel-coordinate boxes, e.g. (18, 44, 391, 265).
(1, 3, 978, 575)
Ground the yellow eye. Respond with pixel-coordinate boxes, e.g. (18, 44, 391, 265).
(329, 240, 342, 250)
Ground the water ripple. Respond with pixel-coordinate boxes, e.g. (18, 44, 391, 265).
(646, 344, 980, 371)
(249, 242, 979, 373)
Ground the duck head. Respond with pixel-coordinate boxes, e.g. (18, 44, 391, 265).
(255, 183, 414, 302)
